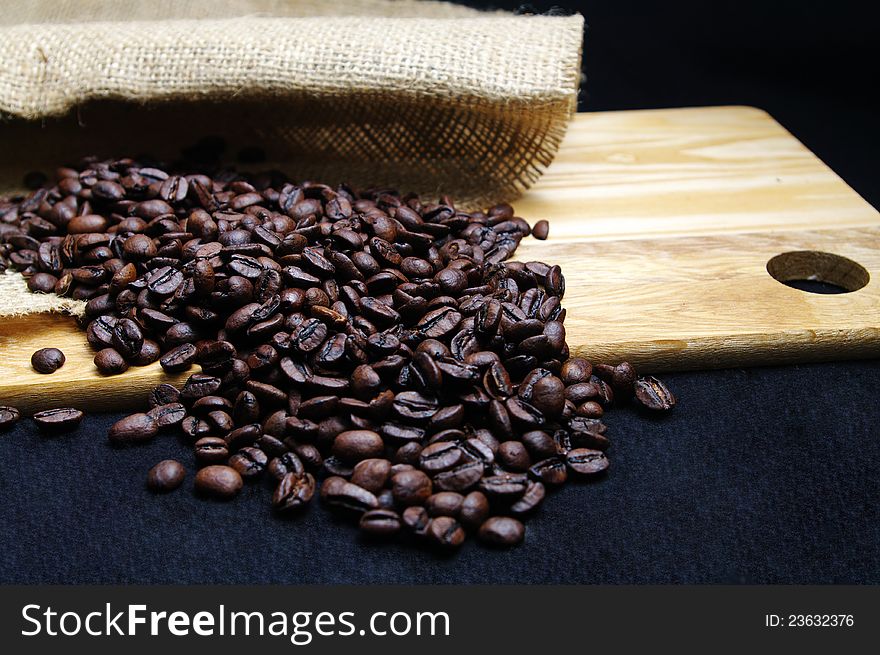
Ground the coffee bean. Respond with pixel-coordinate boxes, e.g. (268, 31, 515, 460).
(426, 492, 464, 517)
(32, 407, 83, 432)
(0, 406, 22, 431)
(146, 402, 186, 428)
(31, 347, 65, 374)
(108, 412, 158, 444)
(323, 480, 378, 513)
(566, 448, 610, 476)
(229, 446, 268, 479)
(160, 343, 197, 372)
(528, 457, 568, 486)
(147, 460, 186, 493)
(459, 491, 490, 529)
(351, 458, 392, 493)
(195, 465, 243, 499)
(332, 430, 384, 462)
(360, 508, 402, 535)
(428, 516, 465, 548)
(391, 469, 432, 506)
(94, 348, 129, 375)
(635, 376, 676, 410)
(273, 472, 316, 512)
(497, 440, 531, 472)
(433, 460, 484, 492)
(532, 220, 549, 240)
(478, 516, 525, 546)
(510, 480, 546, 514)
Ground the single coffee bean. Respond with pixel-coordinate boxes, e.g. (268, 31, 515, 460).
(94, 347, 129, 375)
(147, 460, 186, 493)
(428, 516, 465, 549)
(635, 376, 676, 410)
(510, 480, 546, 514)
(332, 430, 385, 463)
(194, 436, 229, 464)
(391, 469, 432, 506)
(108, 412, 159, 444)
(497, 440, 531, 472)
(478, 516, 525, 547)
(323, 480, 379, 513)
(425, 492, 464, 517)
(159, 343, 197, 372)
(195, 465, 243, 499)
(32, 407, 83, 432)
(351, 458, 392, 493)
(31, 347, 65, 374)
(459, 491, 490, 529)
(532, 219, 549, 240)
(0, 406, 22, 431)
(273, 472, 316, 512)
(528, 457, 569, 486)
(566, 448, 610, 476)
(402, 505, 431, 536)
(360, 509, 403, 536)
(146, 402, 187, 428)
(229, 446, 268, 479)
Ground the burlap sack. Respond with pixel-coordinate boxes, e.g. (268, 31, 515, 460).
(0, 0, 583, 316)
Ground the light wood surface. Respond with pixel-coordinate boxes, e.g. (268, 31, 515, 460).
(1, 106, 878, 413)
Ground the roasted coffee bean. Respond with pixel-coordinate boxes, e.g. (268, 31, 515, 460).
(332, 430, 384, 462)
(323, 480, 378, 513)
(497, 440, 531, 472)
(528, 457, 568, 486)
(532, 219, 549, 240)
(159, 343, 197, 372)
(147, 460, 186, 493)
(510, 480, 546, 515)
(273, 472, 316, 512)
(566, 448, 610, 476)
(359, 509, 402, 536)
(194, 436, 229, 464)
(433, 460, 484, 492)
(268, 451, 305, 480)
(31, 347, 65, 374)
(479, 473, 529, 499)
(32, 407, 83, 432)
(0, 406, 21, 431)
(478, 516, 525, 547)
(351, 458, 392, 493)
(529, 375, 565, 419)
(426, 492, 464, 517)
(149, 383, 180, 407)
(111, 318, 144, 360)
(393, 391, 438, 421)
(391, 469, 432, 506)
(521, 430, 558, 460)
(635, 376, 676, 411)
(195, 465, 243, 499)
(108, 412, 158, 444)
(419, 441, 463, 473)
(428, 516, 465, 548)
(94, 347, 129, 375)
(146, 402, 186, 429)
(229, 446, 269, 479)
(459, 491, 490, 529)
(402, 505, 431, 536)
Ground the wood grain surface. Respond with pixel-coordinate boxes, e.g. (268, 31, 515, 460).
(1, 106, 878, 413)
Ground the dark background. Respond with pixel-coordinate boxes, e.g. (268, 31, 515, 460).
(1, 0, 878, 584)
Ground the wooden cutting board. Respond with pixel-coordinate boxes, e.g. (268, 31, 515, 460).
(1, 105, 878, 413)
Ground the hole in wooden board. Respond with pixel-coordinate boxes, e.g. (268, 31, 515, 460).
(766, 251, 869, 294)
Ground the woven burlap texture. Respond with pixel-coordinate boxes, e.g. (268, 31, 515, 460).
(0, 0, 583, 316)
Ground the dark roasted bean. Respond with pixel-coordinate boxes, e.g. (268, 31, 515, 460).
(108, 412, 158, 444)
(195, 465, 243, 499)
(0, 406, 21, 431)
(147, 460, 186, 493)
(478, 516, 525, 546)
(635, 376, 676, 411)
(32, 407, 83, 432)
(31, 347, 65, 374)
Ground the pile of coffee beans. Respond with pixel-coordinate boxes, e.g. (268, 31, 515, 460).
(0, 152, 675, 549)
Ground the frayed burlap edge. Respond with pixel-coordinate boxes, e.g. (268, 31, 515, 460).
(0, 271, 86, 317)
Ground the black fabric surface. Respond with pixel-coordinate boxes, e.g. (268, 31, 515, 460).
(2, 362, 879, 584)
(2, 0, 879, 584)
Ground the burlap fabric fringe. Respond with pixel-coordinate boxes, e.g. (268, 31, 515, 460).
(0, 0, 583, 317)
